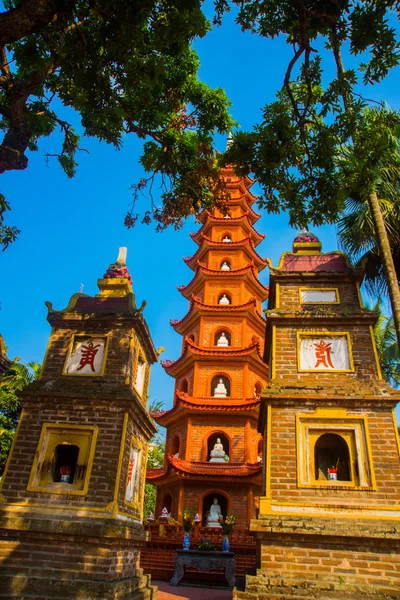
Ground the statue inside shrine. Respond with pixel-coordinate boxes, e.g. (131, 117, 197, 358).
(206, 497, 222, 527)
(222, 235, 232, 243)
(213, 378, 228, 398)
(219, 294, 230, 305)
(209, 438, 229, 463)
(216, 332, 229, 347)
(221, 261, 231, 271)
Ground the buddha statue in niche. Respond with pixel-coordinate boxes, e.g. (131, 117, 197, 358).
(206, 497, 222, 527)
(216, 332, 229, 347)
(219, 294, 230, 305)
(213, 378, 227, 398)
(222, 235, 232, 243)
(209, 438, 229, 463)
(221, 261, 231, 271)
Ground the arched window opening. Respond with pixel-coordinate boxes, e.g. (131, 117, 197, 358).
(161, 492, 172, 516)
(53, 443, 79, 484)
(218, 292, 231, 305)
(220, 260, 231, 271)
(202, 492, 229, 527)
(254, 382, 262, 396)
(214, 330, 231, 347)
(171, 435, 180, 458)
(207, 432, 230, 463)
(188, 334, 195, 343)
(181, 379, 188, 394)
(314, 433, 351, 481)
(211, 375, 230, 398)
(222, 233, 232, 243)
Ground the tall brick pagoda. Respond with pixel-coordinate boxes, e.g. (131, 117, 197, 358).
(236, 231, 400, 599)
(147, 166, 269, 527)
(0, 249, 158, 599)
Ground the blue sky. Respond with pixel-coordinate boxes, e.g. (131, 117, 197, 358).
(1, 4, 399, 421)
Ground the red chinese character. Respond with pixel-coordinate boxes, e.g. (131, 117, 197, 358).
(127, 456, 136, 483)
(77, 341, 100, 372)
(314, 340, 334, 369)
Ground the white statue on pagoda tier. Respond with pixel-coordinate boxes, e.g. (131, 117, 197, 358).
(206, 497, 222, 527)
(209, 438, 229, 463)
(216, 332, 229, 347)
(213, 378, 227, 397)
(219, 294, 230, 305)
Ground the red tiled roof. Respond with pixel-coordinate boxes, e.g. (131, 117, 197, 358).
(74, 297, 131, 313)
(170, 294, 266, 334)
(184, 235, 268, 272)
(281, 253, 349, 272)
(150, 393, 260, 425)
(177, 262, 269, 300)
(161, 336, 265, 376)
(190, 212, 265, 246)
(168, 455, 262, 477)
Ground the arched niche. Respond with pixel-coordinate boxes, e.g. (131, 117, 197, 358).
(207, 431, 230, 462)
(214, 329, 231, 347)
(210, 374, 231, 397)
(171, 435, 181, 458)
(52, 443, 79, 483)
(220, 260, 231, 271)
(221, 233, 232, 243)
(314, 433, 351, 481)
(201, 491, 229, 527)
(218, 292, 231, 305)
(161, 492, 172, 515)
(180, 379, 188, 394)
(254, 381, 262, 396)
(188, 333, 195, 343)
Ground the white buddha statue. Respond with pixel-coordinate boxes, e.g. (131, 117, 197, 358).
(209, 438, 229, 463)
(222, 235, 232, 243)
(206, 497, 222, 527)
(221, 262, 231, 271)
(216, 332, 229, 347)
(224, 213, 231, 219)
(160, 507, 169, 519)
(219, 294, 230, 305)
(213, 378, 227, 398)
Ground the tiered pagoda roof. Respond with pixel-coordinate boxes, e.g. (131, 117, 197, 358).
(190, 213, 266, 247)
(150, 391, 260, 426)
(147, 455, 262, 483)
(170, 295, 266, 334)
(177, 263, 269, 301)
(161, 336, 268, 378)
(183, 235, 268, 272)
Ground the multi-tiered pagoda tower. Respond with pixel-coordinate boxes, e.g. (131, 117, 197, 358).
(147, 166, 269, 528)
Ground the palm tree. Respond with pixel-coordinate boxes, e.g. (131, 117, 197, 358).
(336, 107, 400, 349)
(337, 193, 400, 299)
(0, 359, 41, 475)
(369, 299, 400, 388)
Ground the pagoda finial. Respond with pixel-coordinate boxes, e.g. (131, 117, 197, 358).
(293, 228, 322, 254)
(97, 247, 133, 297)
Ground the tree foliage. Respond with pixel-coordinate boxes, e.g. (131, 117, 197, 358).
(370, 299, 400, 388)
(0, 0, 234, 248)
(0, 359, 41, 475)
(217, 1, 400, 227)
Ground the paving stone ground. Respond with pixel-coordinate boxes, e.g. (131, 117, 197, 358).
(154, 580, 232, 600)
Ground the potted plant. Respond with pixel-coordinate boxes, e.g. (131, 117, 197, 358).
(218, 513, 235, 552)
(181, 508, 193, 550)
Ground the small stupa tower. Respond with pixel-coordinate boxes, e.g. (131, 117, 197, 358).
(0, 249, 158, 599)
(147, 166, 269, 527)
